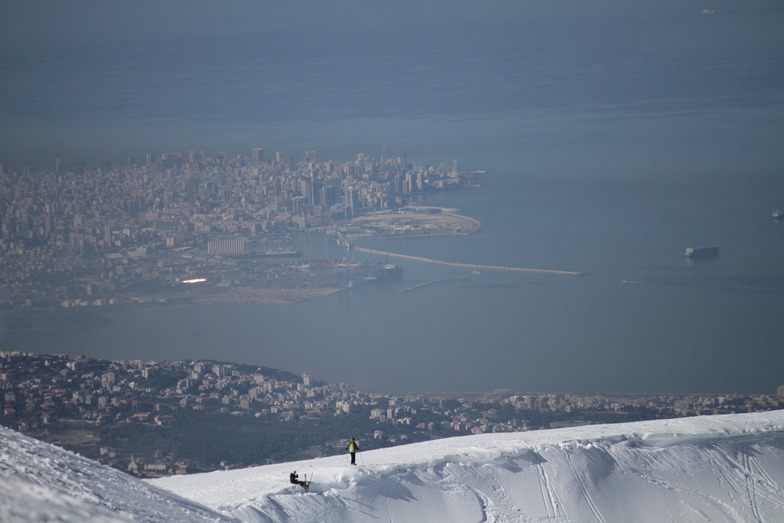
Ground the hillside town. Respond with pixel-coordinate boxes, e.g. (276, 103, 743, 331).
(2, 351, 782, 477)
(0, 147, 478, 310)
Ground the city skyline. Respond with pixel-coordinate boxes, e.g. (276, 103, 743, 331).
(0, 146, 473, 312)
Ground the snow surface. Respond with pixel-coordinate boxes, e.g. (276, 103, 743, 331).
(4, 412, 784, 522)
(152, 411, 784, 523)
(0, 425, 232, 522)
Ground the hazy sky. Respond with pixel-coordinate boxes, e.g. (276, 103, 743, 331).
(4, 0, 783, 169)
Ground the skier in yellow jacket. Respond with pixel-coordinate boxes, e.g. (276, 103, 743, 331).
(346, 438, 360, 465)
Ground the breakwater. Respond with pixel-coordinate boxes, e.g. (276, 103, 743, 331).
(399, 275, 470, 293)
(353, 246, 584, 276)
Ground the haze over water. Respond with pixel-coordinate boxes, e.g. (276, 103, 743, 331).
(2, 1, 784, 394)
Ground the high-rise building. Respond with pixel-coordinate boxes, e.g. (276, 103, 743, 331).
(320, 186, 338, 207)
(187, 150, 202, 164)
(345, 186, 357, 217)
(404, 173, 414, 194)
(252, 147, 265, 164)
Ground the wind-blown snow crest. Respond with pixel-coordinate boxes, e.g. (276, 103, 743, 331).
(0, 425, 232, 522)
(153, 410, 784, 523)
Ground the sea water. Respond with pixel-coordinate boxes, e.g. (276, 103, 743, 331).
(1, 1, 783, 394)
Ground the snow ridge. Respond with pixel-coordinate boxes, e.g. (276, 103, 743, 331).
(0, 425, 233, 522)
(3, 412, 784, 522)
(153, 411, 784, 523)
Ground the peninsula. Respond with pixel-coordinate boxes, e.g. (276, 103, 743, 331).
(0, 146, 485, 314)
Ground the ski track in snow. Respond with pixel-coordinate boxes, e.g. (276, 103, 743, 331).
(536, 461, 559, 519)
(565, 448, 606, 523)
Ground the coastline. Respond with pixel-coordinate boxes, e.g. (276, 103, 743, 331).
(340, 207, 482, 240)
(2, 207, 483, 332)
(0, 287, 345, 333)
(184, 286, 345, 305)
(341, 208, 582, 276)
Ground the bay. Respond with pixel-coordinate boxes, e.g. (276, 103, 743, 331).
(2, 1, 784, 394)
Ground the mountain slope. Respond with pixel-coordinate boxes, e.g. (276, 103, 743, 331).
(0, 425, 233, 522)
(153, 410, 784, 523)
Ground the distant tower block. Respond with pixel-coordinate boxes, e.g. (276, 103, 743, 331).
(302, 373, 312, 387)
(381, 144, 388, 165)
(252, 147, 265, 165)
(345, 186, 357, 217)
(305, 150, 316, 163)
(777, 384, 784, 400)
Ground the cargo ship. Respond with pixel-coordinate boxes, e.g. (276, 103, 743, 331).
(684, 245, 719, 258)
(258, 249, 303, 258)
(367, 264, 403, 282)
(348, 264, 403, 288)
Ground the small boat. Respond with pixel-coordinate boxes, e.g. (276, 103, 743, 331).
(772, 210, 784, 220)
(685, 245, 719, 258)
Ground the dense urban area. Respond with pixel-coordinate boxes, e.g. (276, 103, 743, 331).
(2, 351, 782, 478)
(0, 146, 479, 312)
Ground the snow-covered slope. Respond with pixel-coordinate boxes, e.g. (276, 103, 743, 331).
(153, 411, 784, 523)
(0, 425, 233, 522)
(4, 412, 784, 522)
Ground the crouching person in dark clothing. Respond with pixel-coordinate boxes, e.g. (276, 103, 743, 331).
(289, 471, 309, 492)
